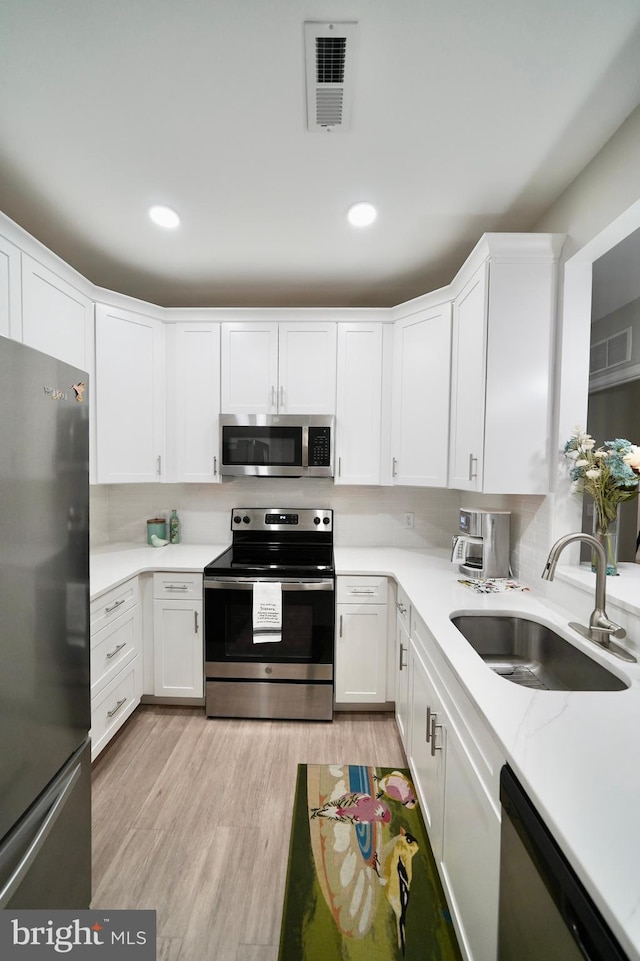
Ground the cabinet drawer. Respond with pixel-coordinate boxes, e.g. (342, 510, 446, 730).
(90, 605, 140, 698)
(90, 577, 139, 632)
(336, 576, 387, 604)
(153, 572, 203, 600)
(90, 655, 143, 760)
(395, 582, 411, 628)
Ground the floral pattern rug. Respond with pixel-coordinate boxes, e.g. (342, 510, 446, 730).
(278, 764, 462, 961)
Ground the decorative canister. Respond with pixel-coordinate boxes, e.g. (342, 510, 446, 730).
(147, 517, 167, 545)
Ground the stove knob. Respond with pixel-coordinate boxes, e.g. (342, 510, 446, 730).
(233, 515, 242, 524)
(323, 516, 331, 525)
(313, 516, 321, 525)
(242, 515, 251, 524)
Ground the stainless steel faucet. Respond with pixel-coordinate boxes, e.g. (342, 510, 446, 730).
(542, 533, 636, 662)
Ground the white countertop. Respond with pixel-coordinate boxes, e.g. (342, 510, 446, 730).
(90, 542, 640, 959)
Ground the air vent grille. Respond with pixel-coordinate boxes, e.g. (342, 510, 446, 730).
(305, 21, 357, 132)
(316, 37, 346, 83)
(590, 327, 632, 374)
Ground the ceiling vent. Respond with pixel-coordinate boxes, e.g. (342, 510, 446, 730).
(304, 21, 358, 132)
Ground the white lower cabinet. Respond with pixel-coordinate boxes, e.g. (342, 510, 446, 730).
(408, 610, 503, 961)
(90, 577, 143, 760)
(152, 573, 203, 699)
(394, 584, 411, 747)
(335, 576, 388, 704)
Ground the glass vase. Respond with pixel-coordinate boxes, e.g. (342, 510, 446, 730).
(591, 513, 619, 576)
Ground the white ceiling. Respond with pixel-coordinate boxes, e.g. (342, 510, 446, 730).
(2, 0, 640, 308)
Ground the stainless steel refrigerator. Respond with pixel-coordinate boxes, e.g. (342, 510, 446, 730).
(0, 335, 91, 908)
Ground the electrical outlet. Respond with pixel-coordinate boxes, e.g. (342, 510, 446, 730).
(403, 512, 414, 529)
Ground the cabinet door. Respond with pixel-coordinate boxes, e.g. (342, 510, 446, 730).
(395, 611, 411, 746)
(0, 232, 22, 340)
(95, 304, 165, 483)
(391, 304, 451, 486)
(440, 726, 501, 961)
(408, 637, 446, 861)
(335, 323, 382, 484)
(448, 263, 488, 491)
(21, 254, 93, 372)
(153, 599, 203, 699)
(278, 322, 336, 414)
(335, 604, 387, 703)
(220, 322, 278, 413)
(166, 323, 221, 482)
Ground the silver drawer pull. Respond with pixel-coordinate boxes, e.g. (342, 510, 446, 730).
(396, 601, 407, 614)
(106, 642, 127, 660)
(165, 584, 189, 591)
(426, 706, 432, 742)
(107, 697, 127, 718)
(350, 589, 376, 596)
(105, 598, 125, 613)
(194, 611, 199, 633)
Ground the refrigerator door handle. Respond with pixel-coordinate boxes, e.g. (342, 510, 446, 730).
(0, 762, 82, 908)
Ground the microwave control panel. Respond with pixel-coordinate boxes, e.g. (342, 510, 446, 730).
(308, 426, 331, 467)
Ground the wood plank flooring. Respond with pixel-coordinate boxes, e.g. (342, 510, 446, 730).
(91, 706, 407, 961)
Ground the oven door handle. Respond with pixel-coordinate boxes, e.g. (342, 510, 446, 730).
(204, 578, 334, 591)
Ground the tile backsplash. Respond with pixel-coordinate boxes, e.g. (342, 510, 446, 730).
(91, 481, 553, 585)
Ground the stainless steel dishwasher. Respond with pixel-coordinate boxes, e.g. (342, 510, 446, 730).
(498, 765, 629, 961)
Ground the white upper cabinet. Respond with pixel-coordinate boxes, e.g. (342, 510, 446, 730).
(95, 304, 165, 483)
(165, 323, 221, 483)
(21, 254, 93, 373)
(390, 303, 451, 487)
(449, 264, 488, 490)
(335, 322, 383, 485)
(448, 235, 563, 494)
(220, 321, 337, 414)
(0, 232, 22, 340)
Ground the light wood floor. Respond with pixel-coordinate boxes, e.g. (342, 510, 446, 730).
(91, 706, 407, 961)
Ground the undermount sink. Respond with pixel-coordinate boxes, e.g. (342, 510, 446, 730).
(450, 614, 628, 691)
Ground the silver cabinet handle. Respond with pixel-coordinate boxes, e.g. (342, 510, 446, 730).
(213, 455, 218, 475)
(468, 453, 478, 481)
(430, 713, 442, 756)
(105, 598, 125, 614)
(106, 642, 127, 660)
(339, 614, 343, 638)
(165, 584, 189, 591)
(279, 385, 284, 410)
(194, 611, 199, 633)
(271, 386, 276, 408)
(392, 457, 398, 477)
(426, 706, 432, 742)
(349, 589, 376, 596)
(398, 643, 407, 671)
(396, 601, 407, 615)
(157, 455, 162, 475)
(338, 456, 341, 477)
(107, 697, 127, 719)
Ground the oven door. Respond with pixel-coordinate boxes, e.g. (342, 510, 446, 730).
(204, 577, 335, 676)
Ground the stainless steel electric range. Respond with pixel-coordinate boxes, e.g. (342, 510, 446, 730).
(203, 508, 335, 721)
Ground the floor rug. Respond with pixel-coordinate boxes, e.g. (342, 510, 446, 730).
(278, 764, 463, 961)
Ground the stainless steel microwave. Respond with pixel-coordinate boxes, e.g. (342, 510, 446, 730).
(219, 414, 335, 478)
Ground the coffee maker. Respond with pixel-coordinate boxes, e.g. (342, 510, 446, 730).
(451, 508, 511, 578)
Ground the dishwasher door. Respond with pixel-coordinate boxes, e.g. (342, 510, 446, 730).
(498, 765, 628, 961)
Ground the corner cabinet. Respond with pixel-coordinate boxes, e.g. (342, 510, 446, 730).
(408, 610, 503, 961)
(165, 323, 221, 483)
(448, 234, 564, 494)
(390, 302, 451, 486)
(220, 321, 337, 414)
(335, 322, 384, 485)
(95, 304, 166, 483)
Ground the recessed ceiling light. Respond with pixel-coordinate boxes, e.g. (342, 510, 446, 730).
(347, 202, 377, 227)
(149, 205, 180, 229)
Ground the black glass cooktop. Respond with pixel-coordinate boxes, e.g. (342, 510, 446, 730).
(204, 544, 334, 578)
